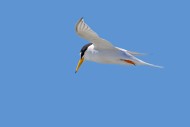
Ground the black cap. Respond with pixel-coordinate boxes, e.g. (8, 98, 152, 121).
(80, 43, 92, 58)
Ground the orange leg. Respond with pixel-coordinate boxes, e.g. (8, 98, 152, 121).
(121, 59, 136, 66)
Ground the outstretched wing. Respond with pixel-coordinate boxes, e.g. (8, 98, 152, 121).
(75, 18, 114, 49)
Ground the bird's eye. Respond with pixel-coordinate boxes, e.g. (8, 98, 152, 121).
(80, 52, 83, 58)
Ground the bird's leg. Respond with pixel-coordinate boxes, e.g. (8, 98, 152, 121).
(120, 59, 136, 66)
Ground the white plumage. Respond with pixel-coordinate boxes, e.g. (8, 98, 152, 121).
(75, 18, 162, 73)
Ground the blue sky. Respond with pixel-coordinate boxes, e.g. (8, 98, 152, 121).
(0, 0, 190, 127)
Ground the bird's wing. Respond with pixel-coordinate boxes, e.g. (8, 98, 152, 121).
(75, 18, 114, 49)
(127, 50, 146, 56)
(116, 47, 146, 56)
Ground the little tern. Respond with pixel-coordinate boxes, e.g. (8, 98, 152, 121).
(75, 18, 162, 73)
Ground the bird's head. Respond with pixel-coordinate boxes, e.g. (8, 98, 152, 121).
(75, 43, 92, 73)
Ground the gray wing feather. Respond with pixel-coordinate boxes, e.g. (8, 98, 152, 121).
(75, 18, 114, 49)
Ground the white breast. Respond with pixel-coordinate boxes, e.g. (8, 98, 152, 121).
(84, 45, 125, 64)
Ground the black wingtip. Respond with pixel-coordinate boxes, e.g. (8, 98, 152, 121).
(79, 17, 84, 21)
(76, 17, 84, 32)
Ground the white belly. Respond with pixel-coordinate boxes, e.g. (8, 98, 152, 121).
(84, 48, 124, 64)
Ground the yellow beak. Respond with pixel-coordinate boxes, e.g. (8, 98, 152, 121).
(75, 57, 84, 73)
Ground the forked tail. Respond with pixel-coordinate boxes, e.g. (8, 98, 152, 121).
(132, 57, 163, 68)
(142, 61, 163, 68)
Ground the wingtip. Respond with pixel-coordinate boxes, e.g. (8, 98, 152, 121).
(78, 17, 84, 22)
(127, 50, 147, 56)
(75, 17, 84, 32)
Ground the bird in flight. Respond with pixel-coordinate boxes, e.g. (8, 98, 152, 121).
(75, 18, 162, 73)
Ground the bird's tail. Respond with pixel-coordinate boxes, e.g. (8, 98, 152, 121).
(142, 61, 163, 68)
(133, 57, 163, 68)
